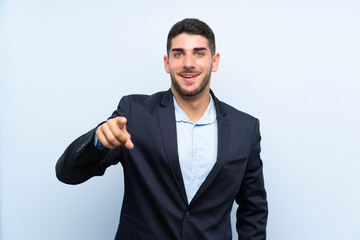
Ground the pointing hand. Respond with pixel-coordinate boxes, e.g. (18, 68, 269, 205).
(96, 117, 134, 150)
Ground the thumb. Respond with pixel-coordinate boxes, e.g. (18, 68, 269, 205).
(124, 139, 134, 150)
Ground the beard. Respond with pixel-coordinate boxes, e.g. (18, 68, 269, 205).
(170, 69, 212, 98)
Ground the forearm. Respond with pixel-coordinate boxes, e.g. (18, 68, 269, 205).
(55, 127, 110, 184)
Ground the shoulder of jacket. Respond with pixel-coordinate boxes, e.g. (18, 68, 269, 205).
(218, 100, 258, 123)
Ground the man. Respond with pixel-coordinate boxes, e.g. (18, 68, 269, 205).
(56, 18, 268, 240)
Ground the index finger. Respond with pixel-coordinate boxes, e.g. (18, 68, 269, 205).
(115, 117, 128, 129)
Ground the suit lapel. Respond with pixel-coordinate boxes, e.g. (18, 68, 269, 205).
(190, 91, 231, 205)
(158, 90, 188, 205)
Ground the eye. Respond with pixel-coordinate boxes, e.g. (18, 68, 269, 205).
(195, 52, 204, 56)
(174, 52, 183, 57)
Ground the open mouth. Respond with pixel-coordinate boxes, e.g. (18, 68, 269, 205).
(179, 72, 201, 80)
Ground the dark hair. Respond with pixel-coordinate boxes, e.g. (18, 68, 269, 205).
(167, 18, 216, 56)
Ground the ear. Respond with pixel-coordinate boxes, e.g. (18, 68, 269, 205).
(211, 52, 220, 72)
(164, 55, 170, 73)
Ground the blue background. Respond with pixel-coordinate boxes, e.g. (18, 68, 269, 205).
(1, 0, 360, 239)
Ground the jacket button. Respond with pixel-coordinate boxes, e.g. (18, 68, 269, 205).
(185, 211, 190, 218)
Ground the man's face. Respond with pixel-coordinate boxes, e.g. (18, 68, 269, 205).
(164, 33, 220, 98)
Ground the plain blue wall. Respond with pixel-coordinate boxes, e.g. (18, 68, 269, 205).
(1, 0, 360, 239)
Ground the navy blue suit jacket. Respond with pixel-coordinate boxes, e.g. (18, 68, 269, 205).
(56, 89, 268, 240)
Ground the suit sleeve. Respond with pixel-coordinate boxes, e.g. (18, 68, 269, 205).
(55, 96, 130, 185)
(235, 119, 268, 240)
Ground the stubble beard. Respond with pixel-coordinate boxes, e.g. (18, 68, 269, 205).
(170, 69, 212, 98)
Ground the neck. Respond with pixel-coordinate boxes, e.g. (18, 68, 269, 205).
(171, 87, 210, 123)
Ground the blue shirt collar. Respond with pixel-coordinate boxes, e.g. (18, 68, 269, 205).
(173, 95, 217, 125)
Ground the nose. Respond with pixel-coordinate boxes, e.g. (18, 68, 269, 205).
(183, 54, 195, 69)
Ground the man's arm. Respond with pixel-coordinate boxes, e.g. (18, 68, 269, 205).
(55, 126, 111, 184)
(56, 96, 133, 185)
(235, 119, 268, 240)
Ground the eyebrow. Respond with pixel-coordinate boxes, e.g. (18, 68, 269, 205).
(171, 47, 208, 52)
(193, 47, 207, 51)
